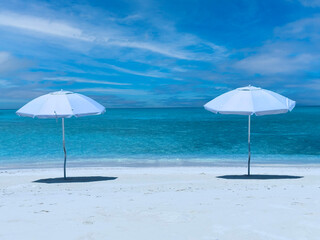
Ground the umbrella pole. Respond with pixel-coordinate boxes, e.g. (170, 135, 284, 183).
(248, 115, 251, 176)
(62, 118, 67, 179)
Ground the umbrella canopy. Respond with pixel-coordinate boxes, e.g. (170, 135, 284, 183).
(16, 90, 106, 179)
(16, 90, 105, 118)
(204, 86, 295, 116)
(204, 85, 295, 175)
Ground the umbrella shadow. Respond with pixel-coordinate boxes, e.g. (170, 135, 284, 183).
(33, 176, 117, 184)
(217, 174, 303, 180)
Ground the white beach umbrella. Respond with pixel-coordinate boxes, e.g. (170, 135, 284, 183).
(204, 85, 296, 175)
(16, 90, 106, 179)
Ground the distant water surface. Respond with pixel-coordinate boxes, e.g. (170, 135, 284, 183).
(0, 107, 319, 168)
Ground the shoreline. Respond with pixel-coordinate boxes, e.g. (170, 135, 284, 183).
(1, 160, 320, 171)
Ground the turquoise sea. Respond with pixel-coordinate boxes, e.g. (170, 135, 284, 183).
(0, 107, 319, 168)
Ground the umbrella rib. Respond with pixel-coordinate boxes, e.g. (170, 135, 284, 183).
(34, 95, 52, 118)
(266, 90, 290, 109)
(74, 94, 105, 116)
(258, 90, 290, 114)
(63, 95, 75, 117)
(217, 91, 242, 114)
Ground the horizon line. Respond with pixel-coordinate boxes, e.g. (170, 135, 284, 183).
(1, 105, 320, 111)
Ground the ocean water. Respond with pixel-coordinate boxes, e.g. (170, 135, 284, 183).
(0, 107, 319, 168)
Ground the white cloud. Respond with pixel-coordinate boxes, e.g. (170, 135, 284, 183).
(299, 0, 320, 7)
(285, 79, 320, 90)
(109, 14, 143, 23)
(275, 16, 320, 40)
(235, 51, 317, 74)
(234, 16, 320, 75)
(106, 39, 192, 60)
(0, 12, 94, 41)
(0, 79, 12, 87)
(104, 63, 169, 79)
(0, 52, 10, 63)
(105, 38, 228, 61)
(0, 10, 227, 62)
(0, 51, 31, 74)
(43, 77, 131, 86)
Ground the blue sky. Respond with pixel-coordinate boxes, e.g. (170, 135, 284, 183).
(0, 0, 320, 108)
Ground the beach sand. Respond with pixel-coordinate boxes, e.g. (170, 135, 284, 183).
(0, 166, 319, 240)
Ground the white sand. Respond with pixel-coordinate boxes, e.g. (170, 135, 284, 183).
(0, 166, 320, 240)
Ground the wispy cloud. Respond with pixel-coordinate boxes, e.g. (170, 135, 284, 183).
(0, 79, 13, 87)
(234, 50, 317, 74)
(1, 0, 319, 107)
(234, 16, 320, 75)
(285, 79, 320, 90)
(104, 63, 170, 79)
(0, 9, 227, 62)
(106, 37, 228, 61)
(43, 76, 131, 86)
(299, 0, 320, 7)
(275, 16, 320, 40)
(0, 11, 94, 41)
(105, 39, 190, 60)
(0, 51, 31, 74)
